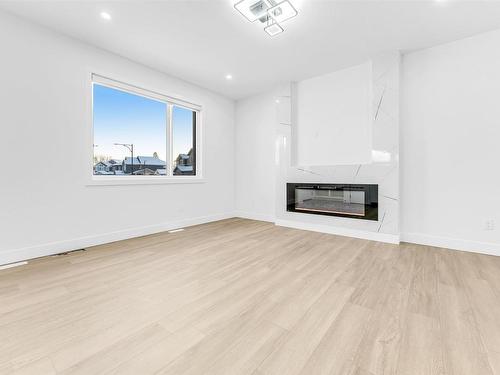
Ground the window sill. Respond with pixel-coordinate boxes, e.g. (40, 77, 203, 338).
(86, 176, 206, 186)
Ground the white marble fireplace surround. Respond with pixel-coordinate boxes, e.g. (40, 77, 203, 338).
(274, 52, 400, 244)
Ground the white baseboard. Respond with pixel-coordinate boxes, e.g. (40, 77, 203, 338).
(275, 219, 400, 244)
(7, 214, 496, 267)
(234, 211, 275, 223)
(402, 232, 500, 257)
(0, 213, 234, 266)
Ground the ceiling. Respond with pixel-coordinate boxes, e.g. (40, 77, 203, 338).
(2, 0, 500, 100)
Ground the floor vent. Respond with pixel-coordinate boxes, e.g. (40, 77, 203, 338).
(51, 248, 87, 257)
(168, 228, 185, 234)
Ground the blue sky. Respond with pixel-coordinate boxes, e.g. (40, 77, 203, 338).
(93, 84, 194, 162)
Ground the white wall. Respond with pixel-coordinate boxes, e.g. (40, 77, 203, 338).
(234, 90, 278, 222)
(0, 11, 235, 264)
(295, 61, 372, 166)
(401, 29, 500, 255)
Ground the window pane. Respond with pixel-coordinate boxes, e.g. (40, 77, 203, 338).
(172, 106, 196, 176)
(93, 84, 167, 176)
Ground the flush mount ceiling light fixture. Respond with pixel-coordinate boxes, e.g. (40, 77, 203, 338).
(268, 1, 297, 24)
(264, 21, 284, 36)
(234, 0, 270, 22)
(234, 0, 298, 37)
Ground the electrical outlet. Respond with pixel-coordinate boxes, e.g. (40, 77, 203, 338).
(485, 220, 495, 231)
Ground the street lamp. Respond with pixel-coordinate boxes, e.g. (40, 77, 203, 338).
(114, 143, 134, 174)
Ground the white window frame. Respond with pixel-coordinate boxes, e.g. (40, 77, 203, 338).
(87, 73, 204, 186)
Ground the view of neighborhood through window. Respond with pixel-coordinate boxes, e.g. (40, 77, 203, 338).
(172, 105, 196, 176)
(93, 82, 197, 177)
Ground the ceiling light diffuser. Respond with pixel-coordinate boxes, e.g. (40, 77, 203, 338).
(267, 1, 297, 24)
(100, 11, 111, 20)
(264, 22, 284, 36)
(234, 0, 270, 22)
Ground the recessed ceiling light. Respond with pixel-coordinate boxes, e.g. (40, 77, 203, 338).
(100, 12, 112, 21)
(264, 22, 284, 37)
(268, 1, 297, 24)
(225, 74, 233, 80)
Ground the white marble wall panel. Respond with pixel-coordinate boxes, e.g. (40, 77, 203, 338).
(274, 52, 400, 239)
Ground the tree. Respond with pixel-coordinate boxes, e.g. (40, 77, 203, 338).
(153, 152, 159, 159)
(93, 154, 112, 164)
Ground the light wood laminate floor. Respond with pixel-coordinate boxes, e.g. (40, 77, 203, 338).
(1, 218, 500, 375)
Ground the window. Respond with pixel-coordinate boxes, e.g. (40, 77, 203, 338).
(91, 75, 200, 179)
(172, 106, 196, 176)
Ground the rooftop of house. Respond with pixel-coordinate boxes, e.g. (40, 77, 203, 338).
(95, 159, 122, 167)
(174, 165, 193, 173)
(124, 156, 165, 166)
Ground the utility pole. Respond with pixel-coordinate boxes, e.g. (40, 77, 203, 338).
(114, 143, 134, 174)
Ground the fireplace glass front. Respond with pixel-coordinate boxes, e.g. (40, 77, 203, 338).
(287, 183, 378, 221)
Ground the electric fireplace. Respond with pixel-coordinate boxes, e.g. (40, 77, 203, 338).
(287, 183, 378, 221)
